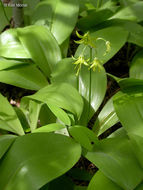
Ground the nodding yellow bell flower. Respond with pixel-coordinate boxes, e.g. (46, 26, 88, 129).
(96, 38, 111, 56)
(89, 57, 103, 72)
(72, 55, 89, 76)
(74, 31, 90, 45)
(105, 41, 111, 55)
(75, 31, 96, 48)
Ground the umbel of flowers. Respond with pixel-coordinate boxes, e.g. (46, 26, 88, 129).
(72, 31, 111, 75)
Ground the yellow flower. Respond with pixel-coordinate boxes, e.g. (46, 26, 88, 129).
(75, 31, 96, 48)
(96, 38, 111, 56)
(89, 57, 103, 72)
(72, 55, 89, 76)
(105, 41, 111, 55)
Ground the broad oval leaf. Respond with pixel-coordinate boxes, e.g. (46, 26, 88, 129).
(24, 83, 84, 120)
(33, 123, 65, 133)
(69, 125, 98, 151)
(110, 1, 143, 22)
(32, 0, 79, 44)
(0, 29, 31, 59)
(47, 103, 71, 126)
(0, 135, 16, 159)
(87, 171, 122, 190)
(113, 91, 143, 137)
(77, 9, 113, 31)
(130, 49, 143, 80)
(0, 64, 48, 90)
(17, 25, 62, 77)
(93, 95, 119, 136)
(0, 57, 29, 71)
(0, 93, 24, 135)
(0, 133, 81, 190)
(85, 137, 143, 190)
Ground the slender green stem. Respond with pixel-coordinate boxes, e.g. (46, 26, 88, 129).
(0, 1, 10, 24)
(97, 0, 102, 10)
(87, 47, 92, 123)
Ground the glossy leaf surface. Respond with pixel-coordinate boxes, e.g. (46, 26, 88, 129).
(110, 1, 143, 22)
(87, 171, 122, 190)
(0, 135, 16, 159)
(69, 125, 98, 151)
(32, 0, 79, 44)
(0, 64, 48, 90)
(85, 137, 143, 190)
(18, 25, 61, 77)
(130, 49, 143, 79)
(113, 91, 143, 137)
(93, 95, 119, 136)
(33, 123, 65, 133)
(0, 29, 30, 58)
(0, 133, 81, 190)
(0, 93, 24, 135)
(25, 83, 83, 120)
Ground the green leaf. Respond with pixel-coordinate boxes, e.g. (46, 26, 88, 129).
(24, 83, 84, 120)
(93, 95, 119, 136)
(75, 26, 128, 64)
(0, 93, 24, 135)
(47, 103, 71, 125)
(0, 64, 48, 90)
(0, 135, 16, 159)
(32, 0, 79, 44)
(113, 91, 143, 137)
(33, 123, 65, 133)
(14, 107, 30, 133)
(87, 171, 122, 190)
(0, 57, 29, 71)
(78, 65, 107, 125)
(39, 104, 56, 126)
(17, 25, 62, 78)
(108, 127, 127, 139)
(77, 9, 113, 31)
(51, 58, 77, 88)
(129, 134, 143, 169)
(110, 1, 143, 22)
(92, 19, 143, 47)
(0, 133, 81, 190)
(85, 137, 143, 190)
(29, 101, 43, 132)
(69, 125, 98, 151)
(130, 49, 143, 80)
(51, 58, 107, 125)
(0, 4, 12, 32)
(0, 29, 31, 59)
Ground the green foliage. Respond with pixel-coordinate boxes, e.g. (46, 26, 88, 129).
(1, 0, 143, 189)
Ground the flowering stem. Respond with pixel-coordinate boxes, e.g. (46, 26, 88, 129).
(87, 47, 92, 123)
